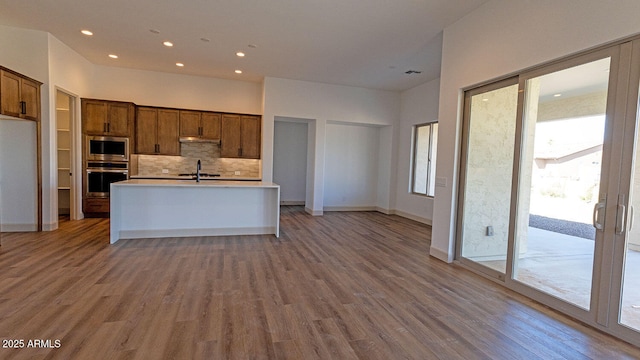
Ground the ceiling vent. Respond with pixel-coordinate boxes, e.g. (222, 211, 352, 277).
(404, 70, 422, 75)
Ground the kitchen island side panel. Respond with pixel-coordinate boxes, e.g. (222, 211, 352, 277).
(110, 181, 279, 243)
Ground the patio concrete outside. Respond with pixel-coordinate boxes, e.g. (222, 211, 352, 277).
(475, 226, 640, 331)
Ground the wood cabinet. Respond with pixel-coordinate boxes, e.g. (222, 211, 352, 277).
(221, 114, 261, 158)
(81, 99, 135, 137)
(180, 110, 221, 140)
(136, 107, 180, 155)
(0, 68, 41, 121)
(83, 198, 109, 214)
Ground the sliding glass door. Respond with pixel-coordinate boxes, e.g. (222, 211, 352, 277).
(457, 78, 519, 277)
(457, 39, 640, 344)
(512, 55, 612, 310)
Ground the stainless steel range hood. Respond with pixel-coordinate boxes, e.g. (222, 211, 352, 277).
(179, 136, 221, 144)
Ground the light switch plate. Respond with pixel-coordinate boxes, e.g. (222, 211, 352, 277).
(435, 177, 447, 187)
(162, 169, 169, 174)
(234, 171, 241, 175)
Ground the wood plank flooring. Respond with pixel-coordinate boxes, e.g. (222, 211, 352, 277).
(1, 206, 639, 359)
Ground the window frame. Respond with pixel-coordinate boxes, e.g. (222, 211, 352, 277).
(411, 121, 438, 197)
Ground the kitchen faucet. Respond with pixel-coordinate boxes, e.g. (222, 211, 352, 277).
(196, 159, 201, 182)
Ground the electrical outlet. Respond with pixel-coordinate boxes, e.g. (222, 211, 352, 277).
(234, 171, 241, 175)
(162, 169, 169, 174)
(486, 226, 494, 236)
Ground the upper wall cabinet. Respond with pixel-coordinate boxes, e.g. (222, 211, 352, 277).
(179, 110, 221, 141)
(136, 107, 180, 156)
(0, 67, 42, 121)
(81, 99, 135, 137)
(221, 114, 261, 159)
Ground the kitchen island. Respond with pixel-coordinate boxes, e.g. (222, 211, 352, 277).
(109, 179, 280, 244)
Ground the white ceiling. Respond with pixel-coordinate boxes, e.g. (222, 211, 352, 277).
(0, 0, 490, 91)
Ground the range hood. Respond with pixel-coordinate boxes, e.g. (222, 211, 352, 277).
(179, 136, 220, 144)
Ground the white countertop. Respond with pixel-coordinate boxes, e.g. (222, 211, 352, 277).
(113, 179, 279, 188)
(130, 175, 261, 181)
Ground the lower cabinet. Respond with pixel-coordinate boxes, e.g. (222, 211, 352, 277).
(83, 198, 110, 216)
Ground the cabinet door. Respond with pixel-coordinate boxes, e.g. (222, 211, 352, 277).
(201, 112, 221, 140)
(82, 100, 108, 135)
(157, 109, 180, 155)
(221, 114, 242, 158)
(0, 70, 21, 118)
(241, 115, 261, 158)
(20, 78, 40, 121)
(107, 102, 131, 136)
(136, 107, 158, 154)
(179, 110, 201, 137)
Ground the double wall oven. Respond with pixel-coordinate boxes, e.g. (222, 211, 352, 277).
(85, 136, 129, 198)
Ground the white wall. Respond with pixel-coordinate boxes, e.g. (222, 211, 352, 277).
(0, 25, 49, 231)
(47, 34, 95, 225)
(262, 77, 400, 214)
(273, 119, 308, 203)
(90, 66, 262, 114)
(433, 0, 640, 262)
(396, 78, 440, 224)
(324, 122, 380, 209)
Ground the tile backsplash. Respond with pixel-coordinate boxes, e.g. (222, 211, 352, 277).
(134, 142, 260, 178)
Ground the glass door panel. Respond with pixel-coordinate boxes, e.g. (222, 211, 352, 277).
(458, 79, 519, 275)
(616, 40, 640, 335)
(513, 57, 612, 310)
(621, 155, 640, 332)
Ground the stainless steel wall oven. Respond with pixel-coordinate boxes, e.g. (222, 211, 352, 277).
(85, 161, 128, 198)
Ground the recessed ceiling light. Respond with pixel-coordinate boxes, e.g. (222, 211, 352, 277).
(81, 30, 93, 36)
(108, 54, 118, 59)
(247, 44, 257, 49)
(482, 98, 489, 102)
(149, 29, 160, 34)
(554, 93, 562, 97)
(163, 41, 174, 47)
(176, 62, 184, 67)
(235, 70, 242, 74)
(236, 52, 245, 57)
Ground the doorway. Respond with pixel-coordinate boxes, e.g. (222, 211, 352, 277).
(56, 90, 75, 220)
(457, 39, 640, 345)
(273, 119, 309, 206)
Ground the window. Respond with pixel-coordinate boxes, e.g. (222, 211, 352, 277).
(412, 122, 438, 196)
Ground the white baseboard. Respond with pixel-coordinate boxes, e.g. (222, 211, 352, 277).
(305, 207, 323, 216)
(393, 210, 432, 226)
(375, 207, 392, 215)
(118, 226, 277, 241)
(42, 222, 58, 231)
(280, 200, 305, 205)
(429, 247, 453, 263)
(323, 206, 377, 212)
(0, 223, 38, 232)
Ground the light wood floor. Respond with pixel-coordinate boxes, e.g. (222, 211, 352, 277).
(1, 206, 640, 359)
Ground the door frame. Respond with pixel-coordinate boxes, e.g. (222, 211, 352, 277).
(456, 38, 640, 346)
(55, 87, 81, 221)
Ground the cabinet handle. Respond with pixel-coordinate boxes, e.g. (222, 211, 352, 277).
(107, 123, 110, 133)
(20, 101, 26, 114)
(238, 148, 242, 157)
(103, 123, 107, 133)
